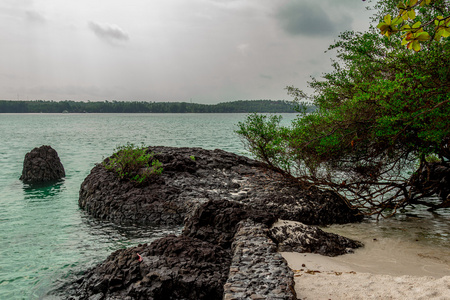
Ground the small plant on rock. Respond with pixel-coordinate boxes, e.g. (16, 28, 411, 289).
(102, 143, 163, 184)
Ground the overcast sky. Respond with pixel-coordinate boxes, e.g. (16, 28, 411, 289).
(1, 0, 375, 103)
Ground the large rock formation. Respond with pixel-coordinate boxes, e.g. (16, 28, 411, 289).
(69, 146, 365, 300)
(20, 145, 65, 184)
(79, 146, 362, 226)
(71, 235, 232, 300)
(66, 199, 360, 300)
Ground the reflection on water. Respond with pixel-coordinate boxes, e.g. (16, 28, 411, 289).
(79, 213, 183, 249)
(46, 213, 182, 298)
(22, 180, 65, 201)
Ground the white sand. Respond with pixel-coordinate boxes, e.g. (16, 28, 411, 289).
(277, 220, 450, 299)
(283, 252, 450, 300)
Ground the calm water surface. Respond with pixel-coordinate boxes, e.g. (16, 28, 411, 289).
(0, 113, 448, 299)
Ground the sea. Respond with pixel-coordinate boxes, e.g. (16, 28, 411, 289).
(0, 113, 449, 299)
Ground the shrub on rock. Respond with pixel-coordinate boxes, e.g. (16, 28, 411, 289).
(102, 143, 163, 184)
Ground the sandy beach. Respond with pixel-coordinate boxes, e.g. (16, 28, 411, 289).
(283, 252, 450, 300)
(277, 220, 450, 299)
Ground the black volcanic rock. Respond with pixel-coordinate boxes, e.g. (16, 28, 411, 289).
(182, 199, 277, 249)
(70, 235, 232, 300)
(20, 145, 65, 184)
(70, 144, 367, 300)
(269, 220, 363, 256)
(79, 146, 362, 226)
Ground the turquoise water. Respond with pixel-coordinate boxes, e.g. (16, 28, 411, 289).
(0, 113, 272, 299)
(0, 113, 448, 299)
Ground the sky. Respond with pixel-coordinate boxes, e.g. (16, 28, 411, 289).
(0, 0, 375, 103)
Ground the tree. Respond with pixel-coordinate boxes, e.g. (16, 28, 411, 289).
(236, 1, 450, 217)
(377, 0, 450, 51)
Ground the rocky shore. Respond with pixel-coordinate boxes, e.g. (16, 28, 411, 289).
(79, 146, 361, 226)
(69, 146, 364, 299)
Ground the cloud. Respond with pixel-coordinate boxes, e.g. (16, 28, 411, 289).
(88, 21, 129, 44)
(27, 85, 103, 98)
(260, 74, 273, 80)
(237, 43, 250, 56)
(25, 10, 46, 24)
(276, 1, 340, 37)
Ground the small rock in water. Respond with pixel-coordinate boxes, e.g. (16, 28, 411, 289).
(20, 145, 65, 184)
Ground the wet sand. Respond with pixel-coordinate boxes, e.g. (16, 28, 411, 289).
(279, 220, 450, 299)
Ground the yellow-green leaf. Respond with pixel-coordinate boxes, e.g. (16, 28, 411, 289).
(442, 28, 450, 38)
(401, 24, 411, 30)
(392, 16, 403, 25)
(412, 40, 421, 51)
(435, 16, 445, 26)
(408, 9, 416, 20)
(412, 21, 421, 28)
(416, 31, 430, 41)
(384, 14, 392, 24)
(377, 22, 387, 29)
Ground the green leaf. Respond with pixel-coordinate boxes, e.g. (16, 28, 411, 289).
(415, 31, 430, 41)
(412, 21, 421, 28)
(442, 28, 450, 38)
(408, 9, 416, 20)
(411, 40, 421, 51)
(392, 16, 403, 25)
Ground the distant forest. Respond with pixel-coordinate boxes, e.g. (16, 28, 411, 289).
(0, 100, 315, 114)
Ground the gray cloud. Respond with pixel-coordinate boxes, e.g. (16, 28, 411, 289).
(0, 0, 371, 102)
(88, 21, 129, 44)
(25, 10, 46, 24)
(276, 1, 337, 37)
(27, 84, 103, 98)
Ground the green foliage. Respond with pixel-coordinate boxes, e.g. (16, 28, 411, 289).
(189, 155, 196, 161)
(236, 113, 292, 172)
(236, 2, 450, 216)
(425, 153, 442, 163)
(102, 143, 162, 184)
(377, 0, 450, 51)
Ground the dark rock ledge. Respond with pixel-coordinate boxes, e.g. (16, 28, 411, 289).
(68, 146, 364, 300)
(79, 146, 362, 226)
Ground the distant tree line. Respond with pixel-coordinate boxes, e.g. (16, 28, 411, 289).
(0, 99, 314, 114)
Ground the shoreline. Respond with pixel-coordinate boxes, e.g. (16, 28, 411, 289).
(283, 252, 450, 299)
(280, 219, 450, 300)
